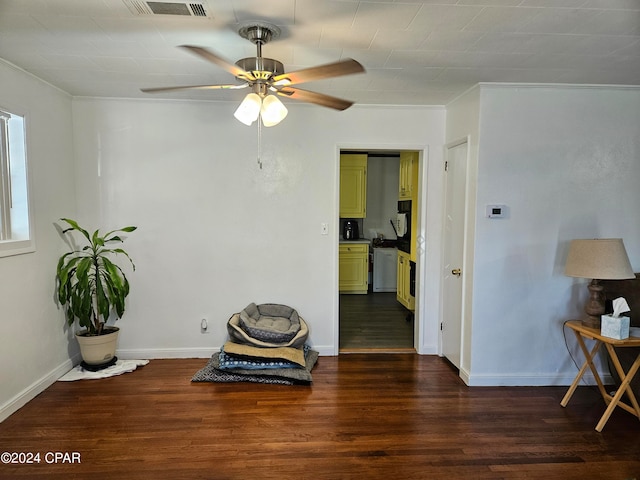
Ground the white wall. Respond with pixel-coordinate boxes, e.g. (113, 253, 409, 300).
(0, 60, 76, 421)
(364, 155, 400, 241)
(467, 85, 640, 386)
(72, 99, 446, 358)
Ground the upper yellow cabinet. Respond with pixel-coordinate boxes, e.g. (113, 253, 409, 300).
(399, 151, 418, 201)
(340, 154, 367, 218)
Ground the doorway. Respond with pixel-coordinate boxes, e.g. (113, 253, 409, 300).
(338, 149, 419, 352)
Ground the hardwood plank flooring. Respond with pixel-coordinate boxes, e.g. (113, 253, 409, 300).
(1, 355, 639, 479)
(339, 292, 414, 352)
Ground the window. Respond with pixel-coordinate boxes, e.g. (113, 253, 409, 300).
(0, 108, 33, 257)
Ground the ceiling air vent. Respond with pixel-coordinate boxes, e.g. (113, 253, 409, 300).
(123, 0, 208, 17)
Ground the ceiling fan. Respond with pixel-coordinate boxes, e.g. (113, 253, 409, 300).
(141, 22, 365, 127)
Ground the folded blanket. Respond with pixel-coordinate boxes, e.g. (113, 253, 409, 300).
(218, 344, 309, 370)
(221, 340, 306, 367)
(239, 303, 301, 343)
(227, 313, 308, 349)
(191, 349, 318, 385)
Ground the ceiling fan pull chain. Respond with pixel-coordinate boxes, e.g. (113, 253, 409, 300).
(257, 120, 263, 169)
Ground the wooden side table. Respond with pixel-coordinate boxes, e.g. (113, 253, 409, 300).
(561, 320, 640, 432)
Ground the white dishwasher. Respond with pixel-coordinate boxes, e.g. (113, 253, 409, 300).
(372, 247, 398, 292)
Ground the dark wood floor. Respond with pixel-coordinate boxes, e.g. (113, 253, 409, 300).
(1, 355, 639, 479)
(339, 292, 414, 351)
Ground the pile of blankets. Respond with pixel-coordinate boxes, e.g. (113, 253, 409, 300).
(192, 303, 318, 385)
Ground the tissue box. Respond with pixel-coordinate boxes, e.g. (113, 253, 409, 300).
(601, 315, 630, 340)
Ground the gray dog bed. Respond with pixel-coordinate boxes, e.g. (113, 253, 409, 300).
(227, 313, 308, 349)
(238, 303, 301, 343)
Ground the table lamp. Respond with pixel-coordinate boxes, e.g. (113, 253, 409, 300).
(564, 238, 635, 329)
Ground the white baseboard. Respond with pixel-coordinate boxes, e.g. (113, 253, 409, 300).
(309, 345, 335, 356)
(0, 356, 79, 423)
(417, 342, 438, 355)
(464, 371, 614, 387)
(459, 366, 471, 386)
(116, 347, 219, 359)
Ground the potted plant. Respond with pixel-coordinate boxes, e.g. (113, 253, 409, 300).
(55, 218, 136, 368)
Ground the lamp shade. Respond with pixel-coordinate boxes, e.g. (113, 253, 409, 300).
(234, 93, 261, 126)
(260, 94, 288, 127)
(565, 238, 635, 280)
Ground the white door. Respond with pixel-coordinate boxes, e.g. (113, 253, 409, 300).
(441, 141, 468, 369)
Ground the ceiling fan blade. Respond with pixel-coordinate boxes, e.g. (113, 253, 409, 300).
(179, 45, 255, 81)
(272, 58, 364, 86)
(276, 87, 355, 111)
(140, 83, 249, 93)
(141, 83, 248, 94)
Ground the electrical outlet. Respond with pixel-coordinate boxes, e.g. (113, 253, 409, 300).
(200, 318, 209, 333)
(321, 223, 328, 235)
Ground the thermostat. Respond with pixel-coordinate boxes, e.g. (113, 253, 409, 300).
(486, 204, 507, 218)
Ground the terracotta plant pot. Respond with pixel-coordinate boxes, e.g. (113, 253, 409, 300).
(75, 327, 119, 366)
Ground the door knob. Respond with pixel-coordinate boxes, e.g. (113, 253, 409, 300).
(451, 268, 461, 276)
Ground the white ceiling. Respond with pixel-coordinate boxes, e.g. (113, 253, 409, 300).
(0, 0, 639, 107)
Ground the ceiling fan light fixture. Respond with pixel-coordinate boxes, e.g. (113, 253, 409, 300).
(234, 92, 261, 126)
(260, 94, 288, 127)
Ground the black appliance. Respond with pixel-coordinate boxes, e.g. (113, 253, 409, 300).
(409, 260, 416, 297)
(396, 200, 411, 253)
(342, 220, 360, 240)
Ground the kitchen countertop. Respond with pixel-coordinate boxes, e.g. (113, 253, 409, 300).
(339, 238, 370, 244)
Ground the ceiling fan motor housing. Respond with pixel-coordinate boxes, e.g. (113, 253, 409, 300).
(235, 57, 285, 81)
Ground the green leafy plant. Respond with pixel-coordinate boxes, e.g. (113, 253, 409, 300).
(56, 218, 136, 336)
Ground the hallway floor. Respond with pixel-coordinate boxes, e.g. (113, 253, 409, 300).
(339, 292, 414, 352)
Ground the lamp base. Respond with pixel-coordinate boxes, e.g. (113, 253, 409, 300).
(582, 279, 605, 330)
(581, 316, 601, 330)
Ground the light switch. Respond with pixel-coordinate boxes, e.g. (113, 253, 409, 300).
(321, 223, 329, 235)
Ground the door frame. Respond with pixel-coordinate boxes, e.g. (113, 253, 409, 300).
(333, 143, 430, 355)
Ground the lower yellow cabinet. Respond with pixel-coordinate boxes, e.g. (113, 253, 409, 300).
(397, 250, 415, 310)
(339, 243, 369, 294)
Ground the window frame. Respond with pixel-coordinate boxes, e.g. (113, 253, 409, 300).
(0, 105, 35, 258)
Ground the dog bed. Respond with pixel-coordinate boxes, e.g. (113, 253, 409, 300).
(227, 312, 308, 349)
(238, 303, 301, 343)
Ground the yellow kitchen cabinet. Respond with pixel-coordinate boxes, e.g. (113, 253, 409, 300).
(399, 151, 419, 262)
(396, 250, 415, 310)
(339, 243, 369, 294)
(399, 151, 418, 201)
(340, 154, 367, 218)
